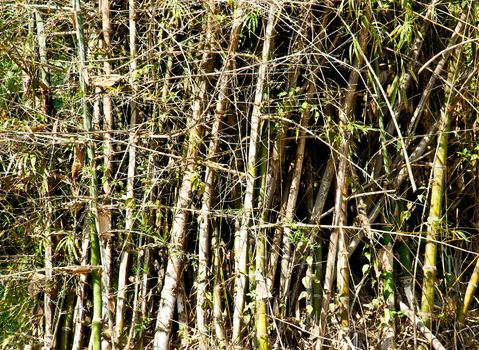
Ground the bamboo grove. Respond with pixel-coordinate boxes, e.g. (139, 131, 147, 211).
(2, 0, 479, 349)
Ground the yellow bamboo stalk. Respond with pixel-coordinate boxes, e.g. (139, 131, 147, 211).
(420, 47, 461, 327)
(458, 257, 479, 323)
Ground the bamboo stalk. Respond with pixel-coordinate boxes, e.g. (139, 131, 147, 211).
(73, 0, 102, 348)
(59, 290, 75, 350)
(177, 285, 189, 347)
(377, 84, 396, 348)
(278, 80, 314, 307)
(127, 170, 156, 347)
(336, 177, 349, 333)
(41, 175, 54, 350)
(319, 130, 350, 350)
(399, 302, 446, 350)
(317, 23, 369, 349)
(153, 4, 218, 348)
(195, 2, 226, 348)
(212, 222, 227, 347)
(458, 256, 479, 323)
(277, 6, 336, 317)
(254, 9, 280, 350)
(71, 235, 89, 350)
(231, 0, 274, 344)
(420, 36, 463, 326)
(153, 110, 202, 350)
(116, 0, 139, 345)
(309, 158, 336, 322)
(266, 4, 311, 310)
(35, 11, 55, 349)
(380, 228, 396, 349)
(98, 0, 116, 347)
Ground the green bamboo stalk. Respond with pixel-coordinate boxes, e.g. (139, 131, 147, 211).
(59, 290, 75, 350)
(87, 97, 102, 350)
(398, 236, 415, 311)
(73, 0, 101, 349)
(420, 51, 460, 327)
(255, 112, 273, 350)
(398, 241, 412, 278)
(419, 98, 450, 327)
(458, 257, 479, 323)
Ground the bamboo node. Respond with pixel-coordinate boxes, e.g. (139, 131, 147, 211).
(423, 265, 437, 272)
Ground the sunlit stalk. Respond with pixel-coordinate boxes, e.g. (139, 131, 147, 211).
(420, 47, 461, 326)
(73, 0, 101, 348)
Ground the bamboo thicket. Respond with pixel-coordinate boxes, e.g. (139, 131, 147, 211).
(1, 2, 479, 350)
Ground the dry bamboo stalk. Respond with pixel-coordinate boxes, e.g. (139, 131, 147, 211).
(317, 23, 369, 350)
(399, 302, 446, 350)
(153, 3, 219, 348)
(115, 0, 138, 340)
(196, 2, 233, 348)
(266, 3, 312, 304)
(71, 236, 90, 350)
(97, 1, 116, 348)
(35, 12, 54, 349)
(232, 0, 276, 345)
(41, 176, 54, 350)
(253, 7, 279, 350)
